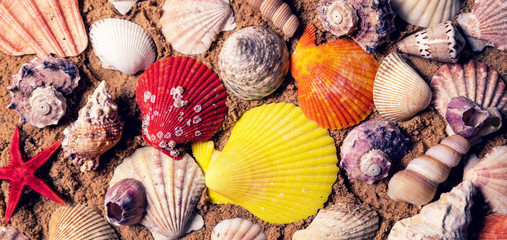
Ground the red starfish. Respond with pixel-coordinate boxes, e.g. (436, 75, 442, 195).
(0, 128, 66, 223)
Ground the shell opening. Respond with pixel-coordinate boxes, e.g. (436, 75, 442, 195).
(106, 202, 123, 222)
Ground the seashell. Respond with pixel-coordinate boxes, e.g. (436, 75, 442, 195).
(160, 0, 236, 55)
(340, 120, 411, 184)
(110, 146, 205, 240)
(396, 21, 466, 63)
(445, 96, 491, 138)
(457, 0, 507, 52)
(388, 134, 471, 206)
(463, 145, 507, 214)
(246, 0, 299, 38)
(0, 226, 29, 240)
(290, 24, 378, 129)
(49, 204, 118, 240)
(431, 60, 506, 140)
(191, 102, 339, 224)
(109, 0, 139, 14)
(7, 55, 80, 128)
(293, 203, 379, 240)
(373, 53, 432, 121)
(388, 181, 475, 240)
(104, 178, 147, 226)
(62, 81, 123, 172)
(90, 18, 156, 75)
(211, 218, 267, 240)
(218, 26, 289, 100)
(0, 0, 88, 57)
(474, 214, 507, 239)
(317, 0, 396, 53)
(390, 0, 462, 28)
(136, 57, 227, 159)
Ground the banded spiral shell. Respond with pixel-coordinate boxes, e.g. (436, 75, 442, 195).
(390, 0, 462, 27)
(211, 218, 267, 240)
(246, 0, 299, 38)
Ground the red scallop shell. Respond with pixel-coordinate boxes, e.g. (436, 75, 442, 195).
(136, 57, 227, 159)
(475, 214, 507, 240)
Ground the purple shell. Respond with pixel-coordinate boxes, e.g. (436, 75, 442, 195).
(446, 96, 490, 138)
(0, 226, 29, 240)
(105, 178, 147, 226)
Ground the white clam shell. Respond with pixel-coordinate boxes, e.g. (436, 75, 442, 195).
(90, 18, 156, 75)
(373, 53, 432, 121)
(211, 218, 267, 240)
(391, 0, 462, 27)
(110, 146, 205, 240)
(109, 0, 139, 14)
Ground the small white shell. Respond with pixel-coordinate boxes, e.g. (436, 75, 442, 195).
(90, 18, 156, 75)
(390, 0, 462, 27)
(211, 218, 267, 240)
(317, 1, 358, 37)
(109, 0, 139, 14)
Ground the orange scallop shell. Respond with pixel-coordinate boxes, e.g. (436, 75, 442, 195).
(475, 214, 507, 239)
(290, 24, 378, 129)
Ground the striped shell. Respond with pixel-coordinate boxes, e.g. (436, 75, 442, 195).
(211, 218, 267, 240)
(246, 0, 299, 38)
(0, 227, 29, 240)
(391, 0, 462, 27)
(473, 214, 507, 239)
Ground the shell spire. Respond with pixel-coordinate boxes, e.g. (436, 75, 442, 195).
(246, 0, 299, 38)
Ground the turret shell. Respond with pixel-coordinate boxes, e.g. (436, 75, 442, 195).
(246, 0, 299, 37)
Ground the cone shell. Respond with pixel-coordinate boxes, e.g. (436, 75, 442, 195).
(0, 227, 29, 240)
(246, 0, 299, 38)
(110, 146, 205, 240)
(62, 81, 123, 172)
(0, 0, 87, 57)
(7, 55, 80, 128)
(457, 0, 507, 51)
(464, 145, 507, 214)
(191, 102, 339, 224)
(290, 24, 378, 129)
(136, 57, 227, 159)
(109, 0, 138, 14)
(211, 218, 267, 240)
(90, 18, 156, 75)
(293, 203, 379, 240)
(391, 0, 462, 27)
(396, 21, 466, 63)
(49, 204, 118, 240)
(374, 53, 432, 121)
(160, 0, 236, 55)
(474, 214, 507, 239)
(218, 26, 289, 100)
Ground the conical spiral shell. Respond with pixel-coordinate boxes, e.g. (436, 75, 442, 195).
(49, 204, 118, 240)
(293, 203, 379, 240)
(374, 53, 432, 121)
(110, 146, 205, 240)
(390, 0, 462, 27)
(0, 227, 29, 240)
(192, 102, 339, 224)
(246, 0, 299, 37)
(211, 218, 267, 240)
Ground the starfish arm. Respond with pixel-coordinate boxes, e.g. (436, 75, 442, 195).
(0, 167, 16, 182)
(9, 128, 23, 167)
(4, 180, 24, 223)
(25, 176, 66, 206)
(27, 139, 62, 173)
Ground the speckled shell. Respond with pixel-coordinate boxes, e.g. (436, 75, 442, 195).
(317, 0, 395, 53)
(397, 21, 466, 63)
(464, 145, 507, 214)
(49, 204, 118, 240)
(136, 57, 227, 159)
(340, 120, 410, 184)
(246, 0, 299, 38)
(391, 0, 462, 27)
(457, 0, 507, 51)
(109, 0, 139, 14)
(160, 0, 236, 55)
(211, 218, 267, 240)
(0, 227, 29, 240)
(0, 0, 88, 57)
(473, 214, 507, 239)
(62, 81, 123, 172)
(218, 26, 289, 100)
(110, 146, 205, 240)
(374, 53, 432, 121)
(90, 18, 156, 75)
(7, 56, 80, 128)
(293, 203, 379, 240)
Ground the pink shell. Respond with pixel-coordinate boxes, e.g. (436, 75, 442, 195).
(136, 57, 227, 159)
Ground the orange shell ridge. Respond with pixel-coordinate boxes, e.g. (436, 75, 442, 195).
(290, 24, 378, 129)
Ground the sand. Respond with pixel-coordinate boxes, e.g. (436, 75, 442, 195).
(0, 0, 505, 239)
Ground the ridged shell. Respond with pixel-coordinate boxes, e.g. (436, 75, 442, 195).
(109, 0, 138, 14)
(7, 56, 80, 128)
(0, 226, 29, 240)
(246, 0, 299, 38)
(293, 203, 379, 240)
(391, 0, 462, 27)
(90, 18, 156, 75)
(62, 81, 123, 172)
(290, 24, 378, 129)
(136, 57, 227, 159)
(396, 21, 466, 63)
(457, 0, 507, 51)
(211, 218, 267, 240)
(218, 26, 289, 100)
(160, 0, 236, 55)
(191, 102, 339, 224)
(0, 0, 87, 57)
(464, 145, 507, 214)
(374, 53, 432, 121)
(110, 146, 205, 240)
(474, 214, 507, 239)
(49, 204, 118, 240)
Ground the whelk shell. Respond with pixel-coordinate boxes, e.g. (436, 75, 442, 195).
(211, 218, 267, 240)
(0, 226, 29, 240)
(246, 0, 299, 38)
(0, 0, 88, 57)
(192, 102, 339, 224)
(109, 0, 139, 14)
(390, 0, 462, 27)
